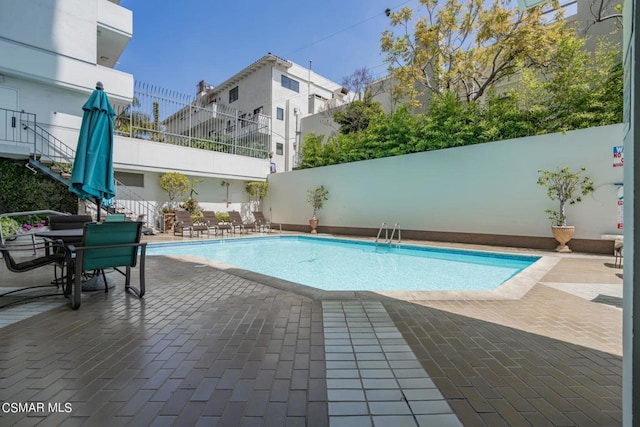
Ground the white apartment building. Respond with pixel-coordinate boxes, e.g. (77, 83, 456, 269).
(0, 0, 134, 147)
(196, 54, 350, 172)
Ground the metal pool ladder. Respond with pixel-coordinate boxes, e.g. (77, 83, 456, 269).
(375, 222, 401, 247)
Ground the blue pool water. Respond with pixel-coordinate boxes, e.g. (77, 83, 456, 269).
(147, 236, 539, 292)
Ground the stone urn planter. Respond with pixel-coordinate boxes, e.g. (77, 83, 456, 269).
(309, 219, 319, 234)
(537, 167, 594, 254)
(163, 212, 176, 233)
(551, 225, 575, 253)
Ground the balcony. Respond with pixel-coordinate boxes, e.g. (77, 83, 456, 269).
(97, 0, 133, 68)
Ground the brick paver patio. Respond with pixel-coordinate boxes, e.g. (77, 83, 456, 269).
(0, 236, 623, 426)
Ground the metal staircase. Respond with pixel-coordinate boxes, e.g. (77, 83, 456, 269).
(1, 109, 160, 229)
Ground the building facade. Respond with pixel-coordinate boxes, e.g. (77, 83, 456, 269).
(196, 54, 350, 172)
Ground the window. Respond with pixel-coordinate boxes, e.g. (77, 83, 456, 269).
(276, 143, 284, 155)
(276, 107, 284, 120)
(240, 113, 248, 128)
(114, 172, 144, 187)
(253, 106, 263, 115)
(229, 86, 239, 103)
(281, 75, 300, 92)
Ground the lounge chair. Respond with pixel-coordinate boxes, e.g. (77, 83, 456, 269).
(252, 211, 282, 233)
(173, 210, 209, 237)
(0, 239, 69, 308)
(66, 221, 147, 309)
(228, 211, 253, 234)
(614, 240, 623, 268)
(202, 211, 232, 236)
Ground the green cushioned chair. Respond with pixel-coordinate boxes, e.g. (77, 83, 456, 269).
(67, 221, 147, 309)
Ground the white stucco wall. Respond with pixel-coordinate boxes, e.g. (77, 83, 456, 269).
(122, 171, 249, 216)
(265, 124, 624, 240)
(0, 0, 133, 101)
(113, 135, 271, 181)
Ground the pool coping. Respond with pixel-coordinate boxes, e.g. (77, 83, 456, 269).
(157, 235, 559, 301)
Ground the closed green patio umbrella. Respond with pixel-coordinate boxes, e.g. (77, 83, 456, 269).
(69, 82, 116, 221)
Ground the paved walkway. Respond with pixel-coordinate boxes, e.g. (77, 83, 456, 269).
(0, 234, 623, 426)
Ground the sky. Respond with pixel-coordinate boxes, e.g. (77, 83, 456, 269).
(116, 0, 418, 97)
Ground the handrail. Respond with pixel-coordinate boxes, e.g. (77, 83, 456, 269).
(375, 222, 388, 247)
(18, 118, 161, 230)
(388, 222, 401, 246)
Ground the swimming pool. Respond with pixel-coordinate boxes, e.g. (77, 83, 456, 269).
(147, 236, 539, 292)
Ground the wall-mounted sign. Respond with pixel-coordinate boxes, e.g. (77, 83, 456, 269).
(613, 145, 624, 167)
(617, 186, 624, 229)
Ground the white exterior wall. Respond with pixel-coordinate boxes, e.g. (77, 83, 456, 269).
(113, 135, 271, 181)
(0, 0, 133, 102)
(222, 66, 272, 114)
(271, 65, 305, 173)
(121, 170, 250, 216)
(207, 56, 346, 173)
(265, 125, 624, 241)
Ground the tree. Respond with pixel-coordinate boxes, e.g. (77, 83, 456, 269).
(537, 167, 594, 226)
(114, 97, 153, 139)
(516, 37, 622, 132)
(245, 181, 268, 211)
(381, 0, 569, 107)
(159, 172, 190, 211)
(341, 67, 375, 101)
(332, 93, 384, 134)
(586, 0, 622, 28)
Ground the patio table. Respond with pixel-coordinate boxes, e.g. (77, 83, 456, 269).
(34, 229, 84, 244)
(34, 229, 84, 289)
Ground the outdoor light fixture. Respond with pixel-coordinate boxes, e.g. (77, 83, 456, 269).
(221, 181, 230, 207)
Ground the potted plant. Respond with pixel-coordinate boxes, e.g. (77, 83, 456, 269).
(246, 181, 269, 212)
(537, 166, 594, 252)
(159, 172, 190, 232)
(306, 185, 329, 234)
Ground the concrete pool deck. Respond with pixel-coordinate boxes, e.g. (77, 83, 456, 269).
(0, 232, 623, 425)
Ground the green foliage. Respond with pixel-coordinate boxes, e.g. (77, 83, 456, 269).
(180, 197, 202, 215)
(245, 181, 269, 211)
(381, 0, 569, 106)
(537, 167, 594, 226)
(216, 212, 230, 223)
(0, 158, 78, 214)
(518, 37, 623, 133)
(245, 182, 268, 199)
(332, 94, 384, 134)
(1, 217, 20, 237)
(299, 37, 622, 168)
(299, 133, 327, 169)
(180, 178, 204, 215)
(52, 162, 73, 173)
(159, 172, 190, 209)
(306, 185, 329, 218)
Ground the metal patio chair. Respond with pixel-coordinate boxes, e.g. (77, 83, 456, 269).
(0, 239, 69, 308)
(66, 221, 147, 309)
(252, 211, 282, 233)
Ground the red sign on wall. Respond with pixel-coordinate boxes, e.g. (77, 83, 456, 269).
(618, 199, 624, 229)
(613, 146, 624, 167)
